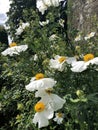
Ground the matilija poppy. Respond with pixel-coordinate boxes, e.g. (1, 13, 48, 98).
(33, 100, 54, 128)
(36, 0, 65, 14)
(35, 89, 65, 111)
(84, 32, 95, 40)
(25, 73, 57, 91)
(1, 42, 28, 56)
(71, 53, 98, 72)
(49, 55, 76, 71)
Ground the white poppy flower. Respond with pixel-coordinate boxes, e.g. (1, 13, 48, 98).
(15, 22, 29, 35)
(35, 89, 65, 111)
(53, 112, 64, 124)
(84, 32, 95, 40)
(33, 100, 54, 128)
(36, 0, 64, 14)
(49, 55, 76, 71)
(25, 73, 56, 91)
(71, 53, 98, 72)
(1, 42, 28, 56)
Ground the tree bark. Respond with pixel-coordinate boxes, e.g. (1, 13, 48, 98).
(69, 0, 98, 33)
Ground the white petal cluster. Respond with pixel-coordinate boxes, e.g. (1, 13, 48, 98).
(84, 32, 95, 40)
(36, 0, 64, 14)
(26, 77, 56, 91)
(15, 22, 30, 35)
(71, 55, 98, 72)
(25, 73, 65, 128)
(1, 45, 28, 56)
(35, 90, 65, 111)
(53, 112, 64, 124)
(49, 55, 76, 71)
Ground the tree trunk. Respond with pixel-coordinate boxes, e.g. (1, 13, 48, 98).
(69, 0, 98, 33)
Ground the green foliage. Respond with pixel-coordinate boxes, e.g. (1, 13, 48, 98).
(0, 1, 98, 130)
(0, 25, 8, 45)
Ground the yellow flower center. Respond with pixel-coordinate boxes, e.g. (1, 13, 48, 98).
(35, 73, 44, 80)
(57, 113, 63, 118)
(45, 88, 53, 95)
(83, 54, 94, 62)
(34, 102, 45, 112)
(58, 57, 66, 63)
(9, 42, 17, 47)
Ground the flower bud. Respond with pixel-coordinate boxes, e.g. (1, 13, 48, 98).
(17, 103, 24, 110)
(76, 90, 84, 97)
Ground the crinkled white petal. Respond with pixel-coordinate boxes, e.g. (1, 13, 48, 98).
(49, 59, 61, 68)
(35, 89, 48, 97)
(54, 55, 61, 60)
(39, 92, 65, 111)
(43, 105, 54, 119)
(1, 45, 28, 56)
(1, 48, 19, 56)
(30, 77, 36, 82)
(66, 57, 77, 64)
(71, 61, 87, 72)
(15, 22, 29, 35)
(50, 94, 65, 111)
(43, 0, 52, 7)
(33, 99, 54, 128)
(33, 112, 49, 128)
(25, 78, 56, 91)
(36, 0, 48, 14)
(36, 0, 64, 14)
(53, 117, 63, 124)
(89, 57, 98, 65)
(49, 58, 65, 71)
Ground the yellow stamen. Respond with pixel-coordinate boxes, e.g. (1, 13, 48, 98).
(34, 102, 45, 112)
(58, 57, 66, 63)
(83, 54, 94, 62)
(9, 42, 17, 47)
(35, 73, 44, 80)
(57, 113, 63, 118)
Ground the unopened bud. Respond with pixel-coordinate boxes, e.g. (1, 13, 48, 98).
(76, 90, 84, 97)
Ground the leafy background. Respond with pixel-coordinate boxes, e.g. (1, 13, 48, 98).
(0, 0, 98, 130)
